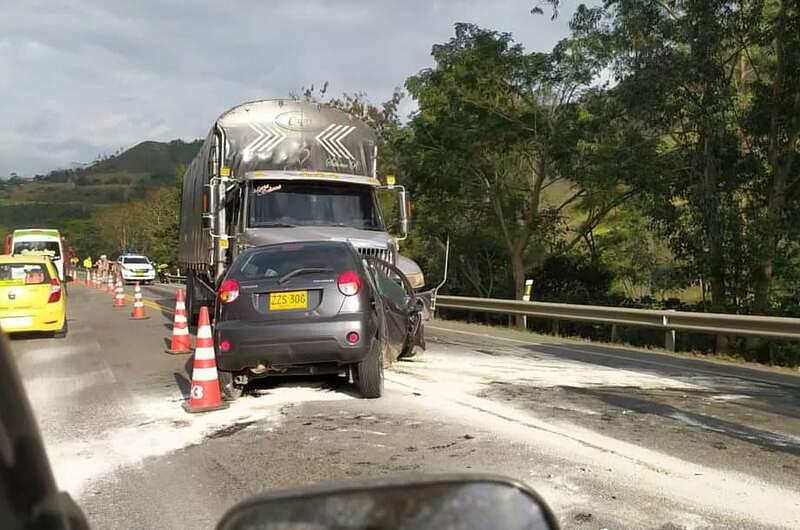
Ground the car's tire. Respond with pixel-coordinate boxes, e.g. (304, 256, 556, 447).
(53, 319, 68, 339)
(218, 370, 243, 401)
(354, 337, 384, 398)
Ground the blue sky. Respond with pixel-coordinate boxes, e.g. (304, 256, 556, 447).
(0, 1, 577, 176)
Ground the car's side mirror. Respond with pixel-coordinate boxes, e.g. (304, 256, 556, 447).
(217, 475, 559, 530)
(396, 189, 410, 236)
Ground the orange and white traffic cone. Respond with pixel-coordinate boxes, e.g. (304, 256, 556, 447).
(85, 270, 90, 287)
(130, 282, 148, 320)
(113, 278, 125, 307)
(166, 289, 193, 354)
(183, 306, 228, 413)
(107, 273, 114, 293)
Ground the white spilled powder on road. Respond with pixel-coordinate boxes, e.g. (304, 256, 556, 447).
(384, 367, 800, 528)
(23, 367, 117, 406)
(398, 339, 700, 393)
(14, 343, 85, 368)
(48, 385, 351, 498)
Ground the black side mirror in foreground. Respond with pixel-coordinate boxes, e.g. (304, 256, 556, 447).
(217, 474, 560, 530)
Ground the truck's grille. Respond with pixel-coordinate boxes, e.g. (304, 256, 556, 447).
(357, 247, 394, 264)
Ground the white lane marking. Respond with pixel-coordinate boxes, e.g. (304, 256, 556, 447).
(427, 325, 798, 389)
(667, 411, 800, 448)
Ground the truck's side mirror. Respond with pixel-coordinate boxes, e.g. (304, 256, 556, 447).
(397, 189, 410, 236)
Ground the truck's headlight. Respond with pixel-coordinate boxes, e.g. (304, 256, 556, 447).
(405, 272, 424, 289)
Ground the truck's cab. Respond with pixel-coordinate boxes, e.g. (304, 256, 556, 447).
(178, 100, 423, 322)
(8, 229, 66, 282)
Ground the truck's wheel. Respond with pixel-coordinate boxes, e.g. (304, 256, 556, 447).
(185, 274, 199, 326)
(354, 336, 384, 398)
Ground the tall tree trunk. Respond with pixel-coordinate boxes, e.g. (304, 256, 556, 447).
(701, 129, 730, 352)
(754, 0, 794, 316)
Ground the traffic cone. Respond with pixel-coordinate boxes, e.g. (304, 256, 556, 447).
(166, 289, 193, 354)
(113, 278, 125, 307)
(130, 282, 148, 319)
(85, 270, 90, 287)
(183, 306, 228, 413)
(107, 273, 114, 293)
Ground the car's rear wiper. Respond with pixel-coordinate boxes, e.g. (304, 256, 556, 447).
(278, 267, 333, 284)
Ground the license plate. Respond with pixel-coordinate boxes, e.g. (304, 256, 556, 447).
(0, 316, 33, 329)
(269, 291, 308, 311)
(135, 272, 145, 276)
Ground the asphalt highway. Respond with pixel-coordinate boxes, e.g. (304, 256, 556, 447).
(10, 282, 800, 529)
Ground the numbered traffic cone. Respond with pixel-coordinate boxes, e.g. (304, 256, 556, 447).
(183, 306, 228, 413)
(113, 278, 125, 307)
(130, 282, 148, 320)
(166, 289, 192, 354)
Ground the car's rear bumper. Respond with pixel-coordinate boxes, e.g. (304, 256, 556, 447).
(214, 312, 378, 371)
(120, 271, 155, 281)
(0, 306, 65, 333)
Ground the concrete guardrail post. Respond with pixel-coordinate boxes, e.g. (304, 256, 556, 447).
(663, 312, 676, 352)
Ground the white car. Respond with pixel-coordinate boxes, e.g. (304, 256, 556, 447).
(117, 255, 156, 283)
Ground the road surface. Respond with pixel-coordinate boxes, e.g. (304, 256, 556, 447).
(10, 283, 800, 529)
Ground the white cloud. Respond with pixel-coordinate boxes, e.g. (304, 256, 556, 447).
(0, 0, 575, 175)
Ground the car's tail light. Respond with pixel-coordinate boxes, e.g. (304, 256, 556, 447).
(48, 278, 62, 303)
(337, 271, 361, 296)
(219, 339, 231, 352)
(218, 278, 240, 304)
(346, 331, 360, 344)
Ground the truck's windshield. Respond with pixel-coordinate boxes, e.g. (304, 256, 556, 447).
(248, 181, 384, 230)
(13, 241, 61, 259)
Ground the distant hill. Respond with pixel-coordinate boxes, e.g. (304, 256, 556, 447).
(38, 139, 203, 186)
(77, 140, 203, 178)
(0, 138, 202, 233)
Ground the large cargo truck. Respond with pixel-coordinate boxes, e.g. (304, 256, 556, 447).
(178, 99, 423, 322)
(5, 229, 67, 281)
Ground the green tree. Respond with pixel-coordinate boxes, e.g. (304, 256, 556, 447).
(401, 24, 639, 305)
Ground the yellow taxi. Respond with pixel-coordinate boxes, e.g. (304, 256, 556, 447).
(0, 255, 67, 337)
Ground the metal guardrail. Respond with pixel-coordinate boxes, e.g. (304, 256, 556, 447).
(150, 273, 800, 350)
(435, 295, 800, 351)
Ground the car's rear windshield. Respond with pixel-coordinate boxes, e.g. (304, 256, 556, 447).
(123, 257, 149, 264)
(0, 263, 51, 285)
(13, 241, 61, 259)
(232, 243, 356, 280)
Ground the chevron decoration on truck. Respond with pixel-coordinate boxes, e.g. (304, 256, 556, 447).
(315, 124, 356, 160)
(243, 123, 287, 157)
